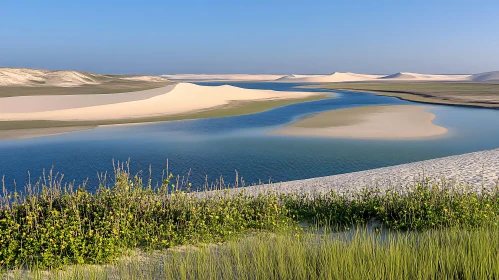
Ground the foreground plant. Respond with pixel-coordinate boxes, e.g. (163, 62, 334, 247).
(1, 166, 499, 270)
(284, 180, 499, 230)
(9, 227, 499, 279)
(0, 169, 291, 269)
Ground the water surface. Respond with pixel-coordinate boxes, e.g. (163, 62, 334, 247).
(1, 82, 498, 191)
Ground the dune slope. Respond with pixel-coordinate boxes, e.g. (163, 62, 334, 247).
(0, 68, 168, 87)
(162, 74, 282, 82)
(272, 105, 447, 139)
(380, 72, 469, 81)
(0, 83, 320, 122)
(469, 71, 499, 82)
(275, 72, 383, 83)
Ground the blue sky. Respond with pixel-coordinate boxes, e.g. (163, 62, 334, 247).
(1, 0, 498, 74)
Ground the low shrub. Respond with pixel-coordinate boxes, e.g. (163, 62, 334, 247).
(284, 180, 499, 230)
(0, 171, 291, 269)
(2, 167, 499, 269)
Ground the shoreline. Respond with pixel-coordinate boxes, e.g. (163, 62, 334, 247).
(271, 105, 448, 139)
(342, 89, 499, 109)
(0, 126, 95, 140)
(300, 85, 499, 109)
(218, 148, 499, 197)
(0, 83, 322, 122)
(0, 94, 331, 140)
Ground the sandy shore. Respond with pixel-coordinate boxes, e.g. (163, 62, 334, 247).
(271, 105, 447, 139)
(0, 126, 94, 140)
(215, 148, 499, 198)
(0, 85, 176, 113)
(0, 83, 320, 122)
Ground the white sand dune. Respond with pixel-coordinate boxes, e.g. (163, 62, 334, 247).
(162, 74, 283, 82)
(165, 72, 481, 83)
(0, 83, 319, 121)
(274, 72, 383, 83)
(0, 68, 48, 86)
(380, 72, 418, 80)
(119, 76, 169, 82)
(469, 71, 499, 82)
(4, 67, 497, 88)
(276, 71, 474, 83)
(0, 85, 176, 113)
(0, 68, 105, 87)
(0, 68, 167, 87)
(380, 72, 470, 81)
(272, 105, 447, 139)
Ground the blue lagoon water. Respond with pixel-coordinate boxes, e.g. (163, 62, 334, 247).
(1, 82, 498, 191)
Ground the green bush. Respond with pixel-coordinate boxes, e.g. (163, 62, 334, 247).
(284, 181, 499, 230)
(0, 171, 291, 269)
(2, 167, 499, 270)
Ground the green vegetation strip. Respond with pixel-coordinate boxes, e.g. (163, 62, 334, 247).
(2, 164, 499, 274)
(0, 94, 329, 131)
(9, 228, 499, 279)
(62, 228, 498, 280)
(306, 82, 499, 108)
(0, 81, 173, 98)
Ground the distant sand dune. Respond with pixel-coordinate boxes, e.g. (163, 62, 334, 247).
(380, 72, 418, 80)
(274, 71, 478, 83)
(380, 72, 469, 81)
(274, 72, 383, 83)
(162, 74, 282, 82)
(0, 68, 167, 87)
(119, 76, 169, 82)
(469, 71, 499, 82)
(3, 68, 499, 88)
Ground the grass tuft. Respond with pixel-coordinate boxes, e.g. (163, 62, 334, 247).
(1, 165, 499, 278)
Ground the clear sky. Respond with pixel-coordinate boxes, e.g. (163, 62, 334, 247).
(1, 0, 498, 75)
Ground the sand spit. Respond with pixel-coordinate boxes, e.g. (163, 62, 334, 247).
(162, 74, 283, 82)
(0, 83, 320, 122)
(0, 85, 176, 113)
(219, 148, 499, 197)
(271, 105, 447, 139)
(0, 127, 94, 140)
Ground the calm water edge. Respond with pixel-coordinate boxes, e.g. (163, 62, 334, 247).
(1, 82, 499, 191)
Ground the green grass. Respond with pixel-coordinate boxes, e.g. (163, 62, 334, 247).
(0, 81, 173, 98)
(306, 82, 499, 108)
(154, 227, 499, 279)
(7, 227, 499, 279)
(0, 94, 329, 131)
(2, 164, 499, 278)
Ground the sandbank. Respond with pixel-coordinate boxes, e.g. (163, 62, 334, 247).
(0, 126, 94, 140)
(271, 105, 447, 139)
(307, 83, 499, 108)
(0, 83, 321, 122)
